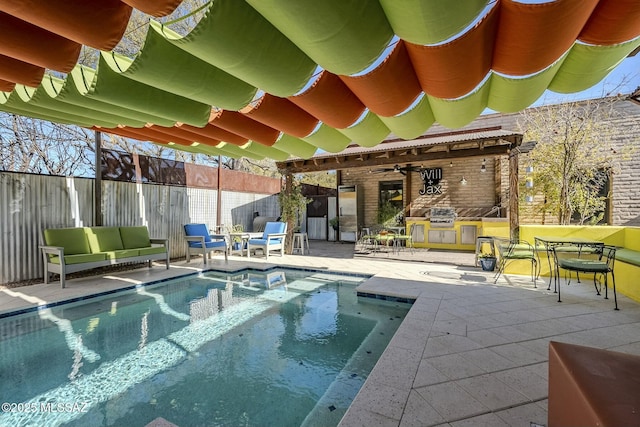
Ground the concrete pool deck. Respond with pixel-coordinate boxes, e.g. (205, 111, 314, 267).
(2, 241, 640, 427)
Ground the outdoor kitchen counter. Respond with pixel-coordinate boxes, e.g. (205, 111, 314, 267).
(406, 219, 485, 250)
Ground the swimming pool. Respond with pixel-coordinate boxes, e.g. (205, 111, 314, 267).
(0, 268, 410, 427)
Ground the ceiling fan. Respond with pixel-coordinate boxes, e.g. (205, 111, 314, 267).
(371, 165, 422, 175)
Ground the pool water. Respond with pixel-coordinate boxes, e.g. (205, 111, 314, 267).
(0, 268, 410, 427)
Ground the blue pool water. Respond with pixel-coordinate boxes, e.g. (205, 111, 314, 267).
(0, 268, 410, 427)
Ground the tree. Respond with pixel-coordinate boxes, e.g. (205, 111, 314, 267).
(0, 114, 95, 176)
(518, 96, 634, 224)
(278, 174, 311, 253)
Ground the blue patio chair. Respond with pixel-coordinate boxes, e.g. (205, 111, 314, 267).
(183, 223, 228, 265)
(247, 221, 287, 260)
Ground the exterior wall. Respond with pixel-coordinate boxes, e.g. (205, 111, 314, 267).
(341, 157, 509, 228)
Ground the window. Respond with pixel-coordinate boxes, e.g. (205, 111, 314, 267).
(379, 181, 403, 224)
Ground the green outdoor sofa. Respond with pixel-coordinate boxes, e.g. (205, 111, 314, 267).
(41, 226, 170, 288)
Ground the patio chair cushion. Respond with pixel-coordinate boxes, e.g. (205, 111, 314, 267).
(120, 226, 152, 249)
(614, 248, 640, 267)
(85, 227, 124, 252)
(43, 227, 91, 255)
(249, 222, 286, 245)
(189, 240, 226, 249)
(184, 223, 212, 247)
(557, 258, 608, 273)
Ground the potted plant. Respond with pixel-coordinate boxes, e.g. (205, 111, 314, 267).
(230, 224, 244, 250)
(329, 216, 339, 231)
(479, 253, 497, 272)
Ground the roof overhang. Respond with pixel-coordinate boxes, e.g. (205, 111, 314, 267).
(277, 127, 524, 173)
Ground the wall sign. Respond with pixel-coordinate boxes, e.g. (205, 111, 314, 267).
(419, 167, 443, 195)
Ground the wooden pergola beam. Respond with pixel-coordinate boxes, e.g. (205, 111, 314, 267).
(279, 143, 515, 173)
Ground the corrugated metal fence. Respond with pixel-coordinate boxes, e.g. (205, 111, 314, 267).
(0, 172, 279, 284)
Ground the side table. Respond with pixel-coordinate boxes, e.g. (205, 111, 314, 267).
(292, 232, 310, 255)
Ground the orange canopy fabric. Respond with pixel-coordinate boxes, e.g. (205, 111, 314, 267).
(0, 0, 131, 50)
(121, 0, 182, 17)
(579, 0, 640, 45)
(0, 53, 44, 87)
(492, 0, 599, 75)
(289, 71, 366, 129)
(210, 110, 280, 146)
(0, 79, 15, 92)
(241, 94, 318, 138)
(176, 123, 249, 146)
(340, 40, 422, 117)
(0, 12, 80, 72)
(406, 4, 498, 99)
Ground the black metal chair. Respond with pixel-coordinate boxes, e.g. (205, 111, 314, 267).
(494, 238, 538, 286)
(553, 245, 618, 310)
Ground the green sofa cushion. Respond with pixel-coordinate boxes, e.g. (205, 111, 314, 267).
(103, 249, 140, 260)
(120, 226, 151, 249)
(85, 227, 124, 253)
(615, 249, 640, 267)
(50, 253, 107, 265)
(138, 246, 167, 256)
(44, 228, 90, 255)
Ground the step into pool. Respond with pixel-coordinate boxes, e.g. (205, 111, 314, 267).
(0, 268, 410, 427)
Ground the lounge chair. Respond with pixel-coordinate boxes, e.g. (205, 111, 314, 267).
(183, 223, 228, 265)
(246, 221, 287, 260)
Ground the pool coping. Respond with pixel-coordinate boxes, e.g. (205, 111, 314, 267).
(0, 265, 378, 319)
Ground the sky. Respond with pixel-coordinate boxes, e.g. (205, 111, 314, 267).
(533, 53, 639, 107)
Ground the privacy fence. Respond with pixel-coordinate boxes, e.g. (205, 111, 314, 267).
(0, 169, 281, 284)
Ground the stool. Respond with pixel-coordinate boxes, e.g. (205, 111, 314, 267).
(292, 232, 310, 255)
(475, 236, 495, 267)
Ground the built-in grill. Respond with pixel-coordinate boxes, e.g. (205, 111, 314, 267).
(429, 207, 456, 227)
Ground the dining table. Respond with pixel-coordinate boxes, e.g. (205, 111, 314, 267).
(534, 236, 605, 292)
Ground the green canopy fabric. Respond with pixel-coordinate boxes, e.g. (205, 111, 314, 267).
(272, 133, 317, 159)
(247, 0, 394, 76)
(105, 21, 257, 110)
(18, 78, 147, 127)
(379, 94, 435, 139)
(549, 37, 640, 93)
(193, 142, 264, 161)
(428, 78, 491, 129)
(0, 91, 100, 127)
(338, 111, 390, 148)
(164, 0, 316, 97)
(0, 89, 118, 127)
(49, 70, 176, 127)
(83, 53, 210, 127)
(302, 124, 351, 153)
(488, 55, 566, 113)
(379, 0, 487, 45)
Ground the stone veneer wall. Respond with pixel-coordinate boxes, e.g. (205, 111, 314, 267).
(341, 156, 507, 227)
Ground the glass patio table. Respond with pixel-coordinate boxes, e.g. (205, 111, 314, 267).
(534, 236, 605, 292)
